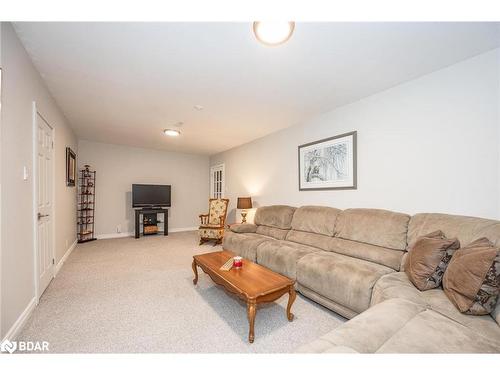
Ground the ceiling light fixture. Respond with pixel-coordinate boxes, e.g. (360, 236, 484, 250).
(163, 129, 181, 137)
(253, 21, 295, 46)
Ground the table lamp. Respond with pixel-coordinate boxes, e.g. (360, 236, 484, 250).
(237, 197, 253, 223)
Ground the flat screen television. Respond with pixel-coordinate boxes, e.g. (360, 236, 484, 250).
(132, 184, 171, 208)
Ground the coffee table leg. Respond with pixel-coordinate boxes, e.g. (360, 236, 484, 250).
(192, 259, 198, 285)
(287, 286, 296, 321)
(247, 300, 257, 343)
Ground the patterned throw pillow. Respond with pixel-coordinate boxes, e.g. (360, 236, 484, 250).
(405, 230, 460, 291)
(443, 237, 500, 315)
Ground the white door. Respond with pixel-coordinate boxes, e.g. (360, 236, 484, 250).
(210, 164, 225, 198)
(36, 113, 54, 297)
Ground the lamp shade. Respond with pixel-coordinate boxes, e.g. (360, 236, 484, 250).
(237, 197, 253, 209)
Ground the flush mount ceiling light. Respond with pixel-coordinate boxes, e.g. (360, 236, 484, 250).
(163, 129, 181, 137)
(253, 21, 295, 46)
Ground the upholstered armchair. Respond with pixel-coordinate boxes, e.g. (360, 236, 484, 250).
(198, 198, 230, 245)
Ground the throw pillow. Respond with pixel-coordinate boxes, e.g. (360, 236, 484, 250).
(230, 223, 257, 234)
(443, 237, 500, 315)
(405, 230, 460, 291)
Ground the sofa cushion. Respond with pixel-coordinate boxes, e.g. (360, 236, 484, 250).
(334, 208, 410, 250)
(256, 240, 320, 279)
(255, 225, 289, 240)
(229, 223, 257, 233)
(290, 205, 341, 236)
(285, 230, 335, 251)
(371, 272, 424, 306)
(372, 272, 500, 344)
(328, 237, 404, 271)
(254, 205, 296, 230)
(298, 297, 500, 353)
(443, 237, 500, 315)
(422, 288, 500, 343)
(297, 251, 393, 314)
(287, 230, 405, 270)
(407, 213, 500, 249)
(376, 310, 500, 353)
(404, 230, 460, 291)
(296, 298, 426, 353)
(222, 231, 274, 262)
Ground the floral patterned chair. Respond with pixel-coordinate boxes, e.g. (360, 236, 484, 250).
(198, 198, 230, 245)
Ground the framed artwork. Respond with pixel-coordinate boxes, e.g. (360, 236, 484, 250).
(298, 131, 357, 191)
(66, 147, 76, 187)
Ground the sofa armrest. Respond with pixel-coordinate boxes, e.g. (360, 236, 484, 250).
(230, 223, 257, 233)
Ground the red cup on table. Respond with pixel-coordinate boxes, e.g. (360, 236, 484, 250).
(233, 256, 243, 269)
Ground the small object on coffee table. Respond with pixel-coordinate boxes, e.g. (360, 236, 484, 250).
(192, 250, 296, 343)
(220, 257, 234, 271)
(233, 256, 243, 269)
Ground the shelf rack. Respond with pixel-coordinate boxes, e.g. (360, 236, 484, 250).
(77, 166, 96, 243)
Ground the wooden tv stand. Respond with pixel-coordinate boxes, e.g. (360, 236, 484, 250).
(134, 208, 169, 239)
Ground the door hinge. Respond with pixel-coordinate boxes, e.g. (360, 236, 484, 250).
(52, 258, 55, 265)
(51, 141, 54, 149)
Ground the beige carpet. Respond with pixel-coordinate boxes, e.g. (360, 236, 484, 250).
(18, 231, 345, 353)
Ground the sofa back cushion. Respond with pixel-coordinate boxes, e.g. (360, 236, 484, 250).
(290, 205, 342, 236)
(256, 225, 289, 240)
(334, 208, 410, 250)
(329, 238, 405, 271)
(407, 213, 500, 249)
(254, 205, 296, 230)
(286, 230, 335, 251)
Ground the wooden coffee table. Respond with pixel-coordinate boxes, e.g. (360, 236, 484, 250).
(192, 250, 296, 343)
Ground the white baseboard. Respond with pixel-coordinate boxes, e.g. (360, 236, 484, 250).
(96, 232, 133, 240)
(96, 227, 197, 240)
(2, 297, 36, 342)
(55, 239, 77, 276)
(170, 226, 197, 233)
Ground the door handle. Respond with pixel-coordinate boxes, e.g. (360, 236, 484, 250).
(38, 213, 49, 220)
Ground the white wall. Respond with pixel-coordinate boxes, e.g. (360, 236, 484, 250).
(211, 49, 500, 223)
(0, 21, 3, 339)
(1, 23, 78, 338)
(77, 140, 209, 237)
(498, 53, 500, 219)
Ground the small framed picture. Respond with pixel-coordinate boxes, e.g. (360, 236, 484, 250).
(298, 131, 357, 191)
(66, 147, 76, 187)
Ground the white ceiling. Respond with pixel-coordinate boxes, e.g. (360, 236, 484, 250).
(13, 22, 500, 155)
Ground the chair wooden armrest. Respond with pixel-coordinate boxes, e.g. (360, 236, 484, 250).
(199, 214, 209, 225)
(219, 215, 226, 227)
(199, 223, 224, 229)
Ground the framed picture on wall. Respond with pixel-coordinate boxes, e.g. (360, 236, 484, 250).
(66, 147, 76, 186)
(298, 131, 357, 191)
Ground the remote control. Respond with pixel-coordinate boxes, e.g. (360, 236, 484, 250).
(219, 257, 234, 271)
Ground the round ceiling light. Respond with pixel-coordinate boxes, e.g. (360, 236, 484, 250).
(253, 21, 295, 46)
(163, 129, 181, 137)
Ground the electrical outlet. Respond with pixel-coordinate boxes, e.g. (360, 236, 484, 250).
(116, 225, 122, 233)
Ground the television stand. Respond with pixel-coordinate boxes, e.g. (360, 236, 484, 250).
(134, 208, 169, 239)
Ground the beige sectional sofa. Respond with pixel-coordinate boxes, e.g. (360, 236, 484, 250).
(223, 205, 500, 353)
